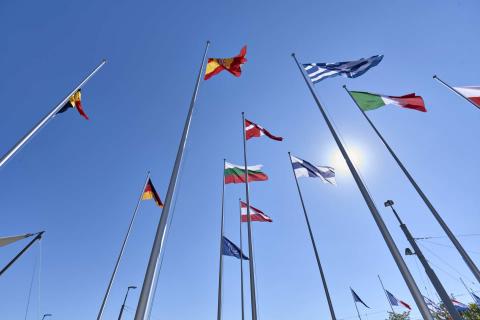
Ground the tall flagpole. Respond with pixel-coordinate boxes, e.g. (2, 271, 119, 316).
(217, 159, 226, 320)
(239, 199, 245, 320)
(0, 59, 107, 169)
(287, 152, 337, 320)
(96, 171, 151, 320)
(292, 54, 432, 320)
(241, 112, 258, 320)
(343, 85, 480, 285)
(378, 275, 395, 314)
(351, 288, 362, 320)
(134, 41, 210, 320)
(433, 75, 480, 110)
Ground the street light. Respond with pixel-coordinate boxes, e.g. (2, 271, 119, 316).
(41, 314, 52, 320)
(118, 285, 137, 320)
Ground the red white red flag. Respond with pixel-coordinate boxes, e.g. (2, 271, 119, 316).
(240, 201, 273, 222)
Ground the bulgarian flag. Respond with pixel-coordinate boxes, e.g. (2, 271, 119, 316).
(453, 86, 480, 108)
(240, 201, 273, 222)
(224, 162, 268, 184)
(245, 119, 283, 141)
(204, 46, 247, 80)
(350, 91, 427, 112)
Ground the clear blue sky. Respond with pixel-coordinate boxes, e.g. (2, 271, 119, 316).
(1, 0, 479, 319)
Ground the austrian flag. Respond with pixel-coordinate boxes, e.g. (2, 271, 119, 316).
(245, 119, 283, 141)
(240, 201, 272, 222)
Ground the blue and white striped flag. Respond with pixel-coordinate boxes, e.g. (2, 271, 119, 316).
(303, 55, 383, 84)
(290, 155, 335, 185)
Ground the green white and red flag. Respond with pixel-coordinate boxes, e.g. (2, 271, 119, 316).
(350, 91, 427, 112)
(224, 162, 268, 184)
(240, 201, 272, 222)
(245, 119, 283, 141)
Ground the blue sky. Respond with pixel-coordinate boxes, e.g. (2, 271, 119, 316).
(1, 0, 480, 319)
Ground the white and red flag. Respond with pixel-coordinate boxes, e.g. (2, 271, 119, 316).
(245, 119, 283, 141)
(240, 201, 273, 222)
(453, 86, 480, 108)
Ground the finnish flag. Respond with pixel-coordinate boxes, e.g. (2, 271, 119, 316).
(290, 155, 336, 185)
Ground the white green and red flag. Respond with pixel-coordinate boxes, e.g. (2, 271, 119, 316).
(240, 201, 272, 222)
(350, 91, 426, 112)
(224, 162, 268, 184)
(245, 119, 283, 141)
(453, 86, 480, 108)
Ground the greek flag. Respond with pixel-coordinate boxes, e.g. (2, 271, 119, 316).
(303, 55, 383, 84)
(290, 155, 335, 185)
(222, 236, 248, 260)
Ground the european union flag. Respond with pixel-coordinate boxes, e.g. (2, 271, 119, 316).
(222, 236, 248, 260)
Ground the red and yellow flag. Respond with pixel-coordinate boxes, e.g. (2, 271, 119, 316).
(204, 46, 247, 80)
(142, 179, 164, 208)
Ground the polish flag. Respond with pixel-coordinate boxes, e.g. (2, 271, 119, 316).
(454, 86, 480, 107)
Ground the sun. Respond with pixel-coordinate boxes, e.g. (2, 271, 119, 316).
(330, 145, 366, 175)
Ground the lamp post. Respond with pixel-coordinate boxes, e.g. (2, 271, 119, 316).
(118, 286, 137, 320)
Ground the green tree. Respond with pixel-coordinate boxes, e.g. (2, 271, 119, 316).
(463, 303, 480, 320)
(386, 311, 410, 320)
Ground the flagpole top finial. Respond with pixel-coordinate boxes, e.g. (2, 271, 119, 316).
(102, 59, 107, 63)
(433, 75, 437, 79)
(291, 53, 295, 57)
(342, 85, 347, 88)
(207, 40, 211, 44)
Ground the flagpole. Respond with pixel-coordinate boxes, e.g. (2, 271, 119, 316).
(378, 275, 395, 314)
(459, 278, 476, 303)
(242, 111, 258, 320)
(433, 75, 480, 110)
(351, 288, 362, 320)
(292, 53, 433, 320)
(343, 85, 480, 285)
(96, 171, 151, 320)
(134, 41, 210, 320)
(239, 199, 245, 320)
(0, 231, 45, 277)
(0, 59, 106, 169)
(287, 152, 337, 320)
(217, 159, 226, 320)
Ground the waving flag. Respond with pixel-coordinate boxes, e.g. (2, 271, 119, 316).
(222, 236, 248, 260)
(142, 179, 164, 207)
(452, 299, 469, 312)
(385, 290, 411, 310)
(57, 90, 89, 120)
(224, 162, 268, 184)
(453, 86, 480, 107)
(245, 119, 283, 141)
(0, 233, 33, 247)
(350, 91, 427, 112)
(204, 46, 247, 80)
(290, 155, 335, 185)
(351, 288, 370, 308)
(240, 201, 272, 222)
(303, 55, 383, 84)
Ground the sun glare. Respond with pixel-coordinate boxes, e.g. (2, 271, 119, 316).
(330, 145, 366, 175)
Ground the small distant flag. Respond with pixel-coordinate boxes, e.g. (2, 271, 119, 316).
(224, 162, 268, 184)
(351, 288, 370, 308)
(385, 290, 411, 310)
(453, 86, 480, 108)
(222, 236, 248, 260)
(245, 119, 283, 141)
(290, 155, 335, 185)
(472, 293, 480, 306)
(303, 55, 383, 84)
(451, 299, 469, 313)
(57, 90, 89, 120)
(142, 179, 164, 207)
(240, 201, 272, 222)
(204, 46, 247, 80)
(349, 91, 427, 112)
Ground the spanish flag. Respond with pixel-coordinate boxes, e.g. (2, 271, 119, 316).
(57, 89, 89, 120)
(204, 46, 247, 80)
(142, 179, 164, 207)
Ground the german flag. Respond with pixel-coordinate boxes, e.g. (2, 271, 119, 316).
(142, 179, 164, 207)
(204, 46, 247, 80)
(57, 89, 89, 120)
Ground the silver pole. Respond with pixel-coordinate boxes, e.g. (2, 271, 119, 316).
(433, 75, 480, 110)
(292, 54, 432, 320)
(378, 275, 395, 314)
(239, 199, 245, 320)
(241, 112, 258, 320)
(118, 286, 137, 320)
(134, 41, 210, 320)
(97, 172, 150, 320)
(287, 152, 336, 320)
(351, 288, 362, 320)
(0, 59, 107, 169)
(217, 159, 226, 320)
(343, 85, 480, 285)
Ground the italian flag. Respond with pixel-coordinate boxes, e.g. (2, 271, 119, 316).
(240, 201, 272, 222)
(453, 86, 480, 108)
(350, 91, 427, 112)
(224, 162, 268, 184)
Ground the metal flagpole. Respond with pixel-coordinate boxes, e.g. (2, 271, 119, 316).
(292, 53, 432, 320)
(433, 75, 480, 110)
(217, 159, 226, 320)
(343, 85, 480, 285)
(385, 200, 462, 320)
(351, 288, 362, 320)
(134, 41, 210, 320)
(0, 231, 44, 277)
(0, 60, 106, 169)
(287, 152, 337, 320)
(241, 112, 258, 320)
(459, 278, 476, 303)
(96, 172, 151, 320)
(378, 275, 395, 314)
(239, 199, 245, 320)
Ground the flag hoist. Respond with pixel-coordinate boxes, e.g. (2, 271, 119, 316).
(0, 59, 106, 169)
(134, 41, 210, 320)
(291, 53, 433, 320)
(343, 85, 480, 285)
